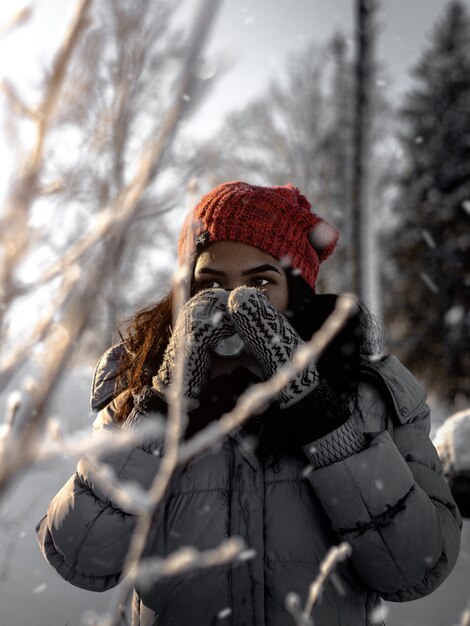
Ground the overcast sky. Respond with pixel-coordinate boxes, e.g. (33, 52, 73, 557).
(0, 0, 469, 174)
(187, 0, 470, 135)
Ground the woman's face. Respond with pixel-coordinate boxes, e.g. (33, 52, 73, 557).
(193, 241, 289, 312)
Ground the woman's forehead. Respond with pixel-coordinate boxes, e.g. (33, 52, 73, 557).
(195, 241, 281, 270)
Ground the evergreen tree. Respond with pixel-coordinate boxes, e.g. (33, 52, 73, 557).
(388, 1, 470, 403)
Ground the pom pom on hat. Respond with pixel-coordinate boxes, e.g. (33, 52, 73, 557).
(178, 181, 339, 292)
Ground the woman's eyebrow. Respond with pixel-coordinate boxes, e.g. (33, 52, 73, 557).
(195, 267, 225, 276)
(196, 264, 281, 276)
(241, 264, 281, 276)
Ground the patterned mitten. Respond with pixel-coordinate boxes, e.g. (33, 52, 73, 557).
(227, 287, 319, 408)
(152, 289, 235, 409)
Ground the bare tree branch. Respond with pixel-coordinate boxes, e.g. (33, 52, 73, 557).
(286, 542, 352, 626)
(0, 0, 93, 329)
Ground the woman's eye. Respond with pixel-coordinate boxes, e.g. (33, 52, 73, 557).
(195, 279, 222, 291)
(250, 277, 270, 287)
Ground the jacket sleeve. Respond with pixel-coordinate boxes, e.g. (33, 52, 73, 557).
(36, 398, 164, 592)
(302, 355, 462, 601)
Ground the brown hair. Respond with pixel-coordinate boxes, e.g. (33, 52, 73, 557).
(113, 267, 383, 425)
(114, 292, 173, 423)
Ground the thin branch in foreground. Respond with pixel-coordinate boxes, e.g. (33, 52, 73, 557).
(286, 542, 352, 626)
(136, 537, 245, 587)
(0, 79, 36, 119)
(35, 418, 165, 462)
(303, 542, 352, 617)
(179, 293, 357, 465)
(0, 4, 32, 38)
(95, 3, 223, 624)
(0, 265, 81, 390)
(461, 605, 470, 626)
(0, 0, 92, 329)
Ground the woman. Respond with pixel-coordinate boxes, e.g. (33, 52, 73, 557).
(37, 181, 461, 626)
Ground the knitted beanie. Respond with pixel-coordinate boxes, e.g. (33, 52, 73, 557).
(178, 181, 339, 292)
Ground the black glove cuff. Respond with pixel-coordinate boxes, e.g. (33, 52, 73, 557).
(280, 379, 350, 444)
(133, 385, 167, 415)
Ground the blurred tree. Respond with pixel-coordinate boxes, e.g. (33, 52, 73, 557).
(189, 35, 393, 298)
(0, 0, 221, 487)
(351, 0, 378, 303)
(34, 0, 219, 357)
(387, 1, 470, 403)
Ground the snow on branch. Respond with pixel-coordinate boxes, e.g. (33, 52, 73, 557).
(136, 537, 246, 587)
(0, 0, 92, 318)
(461, 606, 470, 626)
(286, 542, 352, 626)
(179, 293, 357, 464)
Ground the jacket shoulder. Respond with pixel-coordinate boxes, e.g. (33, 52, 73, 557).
(360, 355, 428, 427)
(90, 343, 126, 413)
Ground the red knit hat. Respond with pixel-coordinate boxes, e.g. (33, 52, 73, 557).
(178, 181, 339, 292)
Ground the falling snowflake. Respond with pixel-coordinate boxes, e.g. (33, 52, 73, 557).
(369, 604, 389, 624)
(444, 305, 465, 326)
(238, 549, 256, 562)
(421, 229, 436, 249)
(191, 56, 217, 80)
(420, 272, 439, 294)
(308, 222, 337, 253)
(461, 199, 470, 215)
(211, 310, 223, 326)
(330, 572, 347, 596)
(217, 607, 232, 619)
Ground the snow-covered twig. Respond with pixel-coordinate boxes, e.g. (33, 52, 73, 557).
(0, 4, 32, 38)
(96, 3, 223, 623)
(304, 542, 352, 616)
(286, 542, 352, 626)
(79, 455, 156, 516)
(460, 603, 470, 626)
(83, 539, 247, 626)
(0, 0, 92, 320)
(179, 293, 357, 464)
(136, 537, 246, 586)
(35, 418, 165, 461)
(0, 266, 81, 390)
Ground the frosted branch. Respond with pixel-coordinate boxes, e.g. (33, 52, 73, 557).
(304, 542, 352, 617)
(461, 608, 470, 626)
(0, 0, 92, 326)
(179, 294, 357, 464)
(97, 2, 223, 622)
(286, 542, 352, 626)
(0, 266, 81, 390)
(0, 4, 32, 37)
(0, 79, 36, 119)
(136, 537, 246, 585)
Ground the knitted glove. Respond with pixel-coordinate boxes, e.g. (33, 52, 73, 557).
(152, 289, 234, 410)
(227, 287, 319, 408)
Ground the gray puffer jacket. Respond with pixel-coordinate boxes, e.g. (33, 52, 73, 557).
(36, 349, 461, 626)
